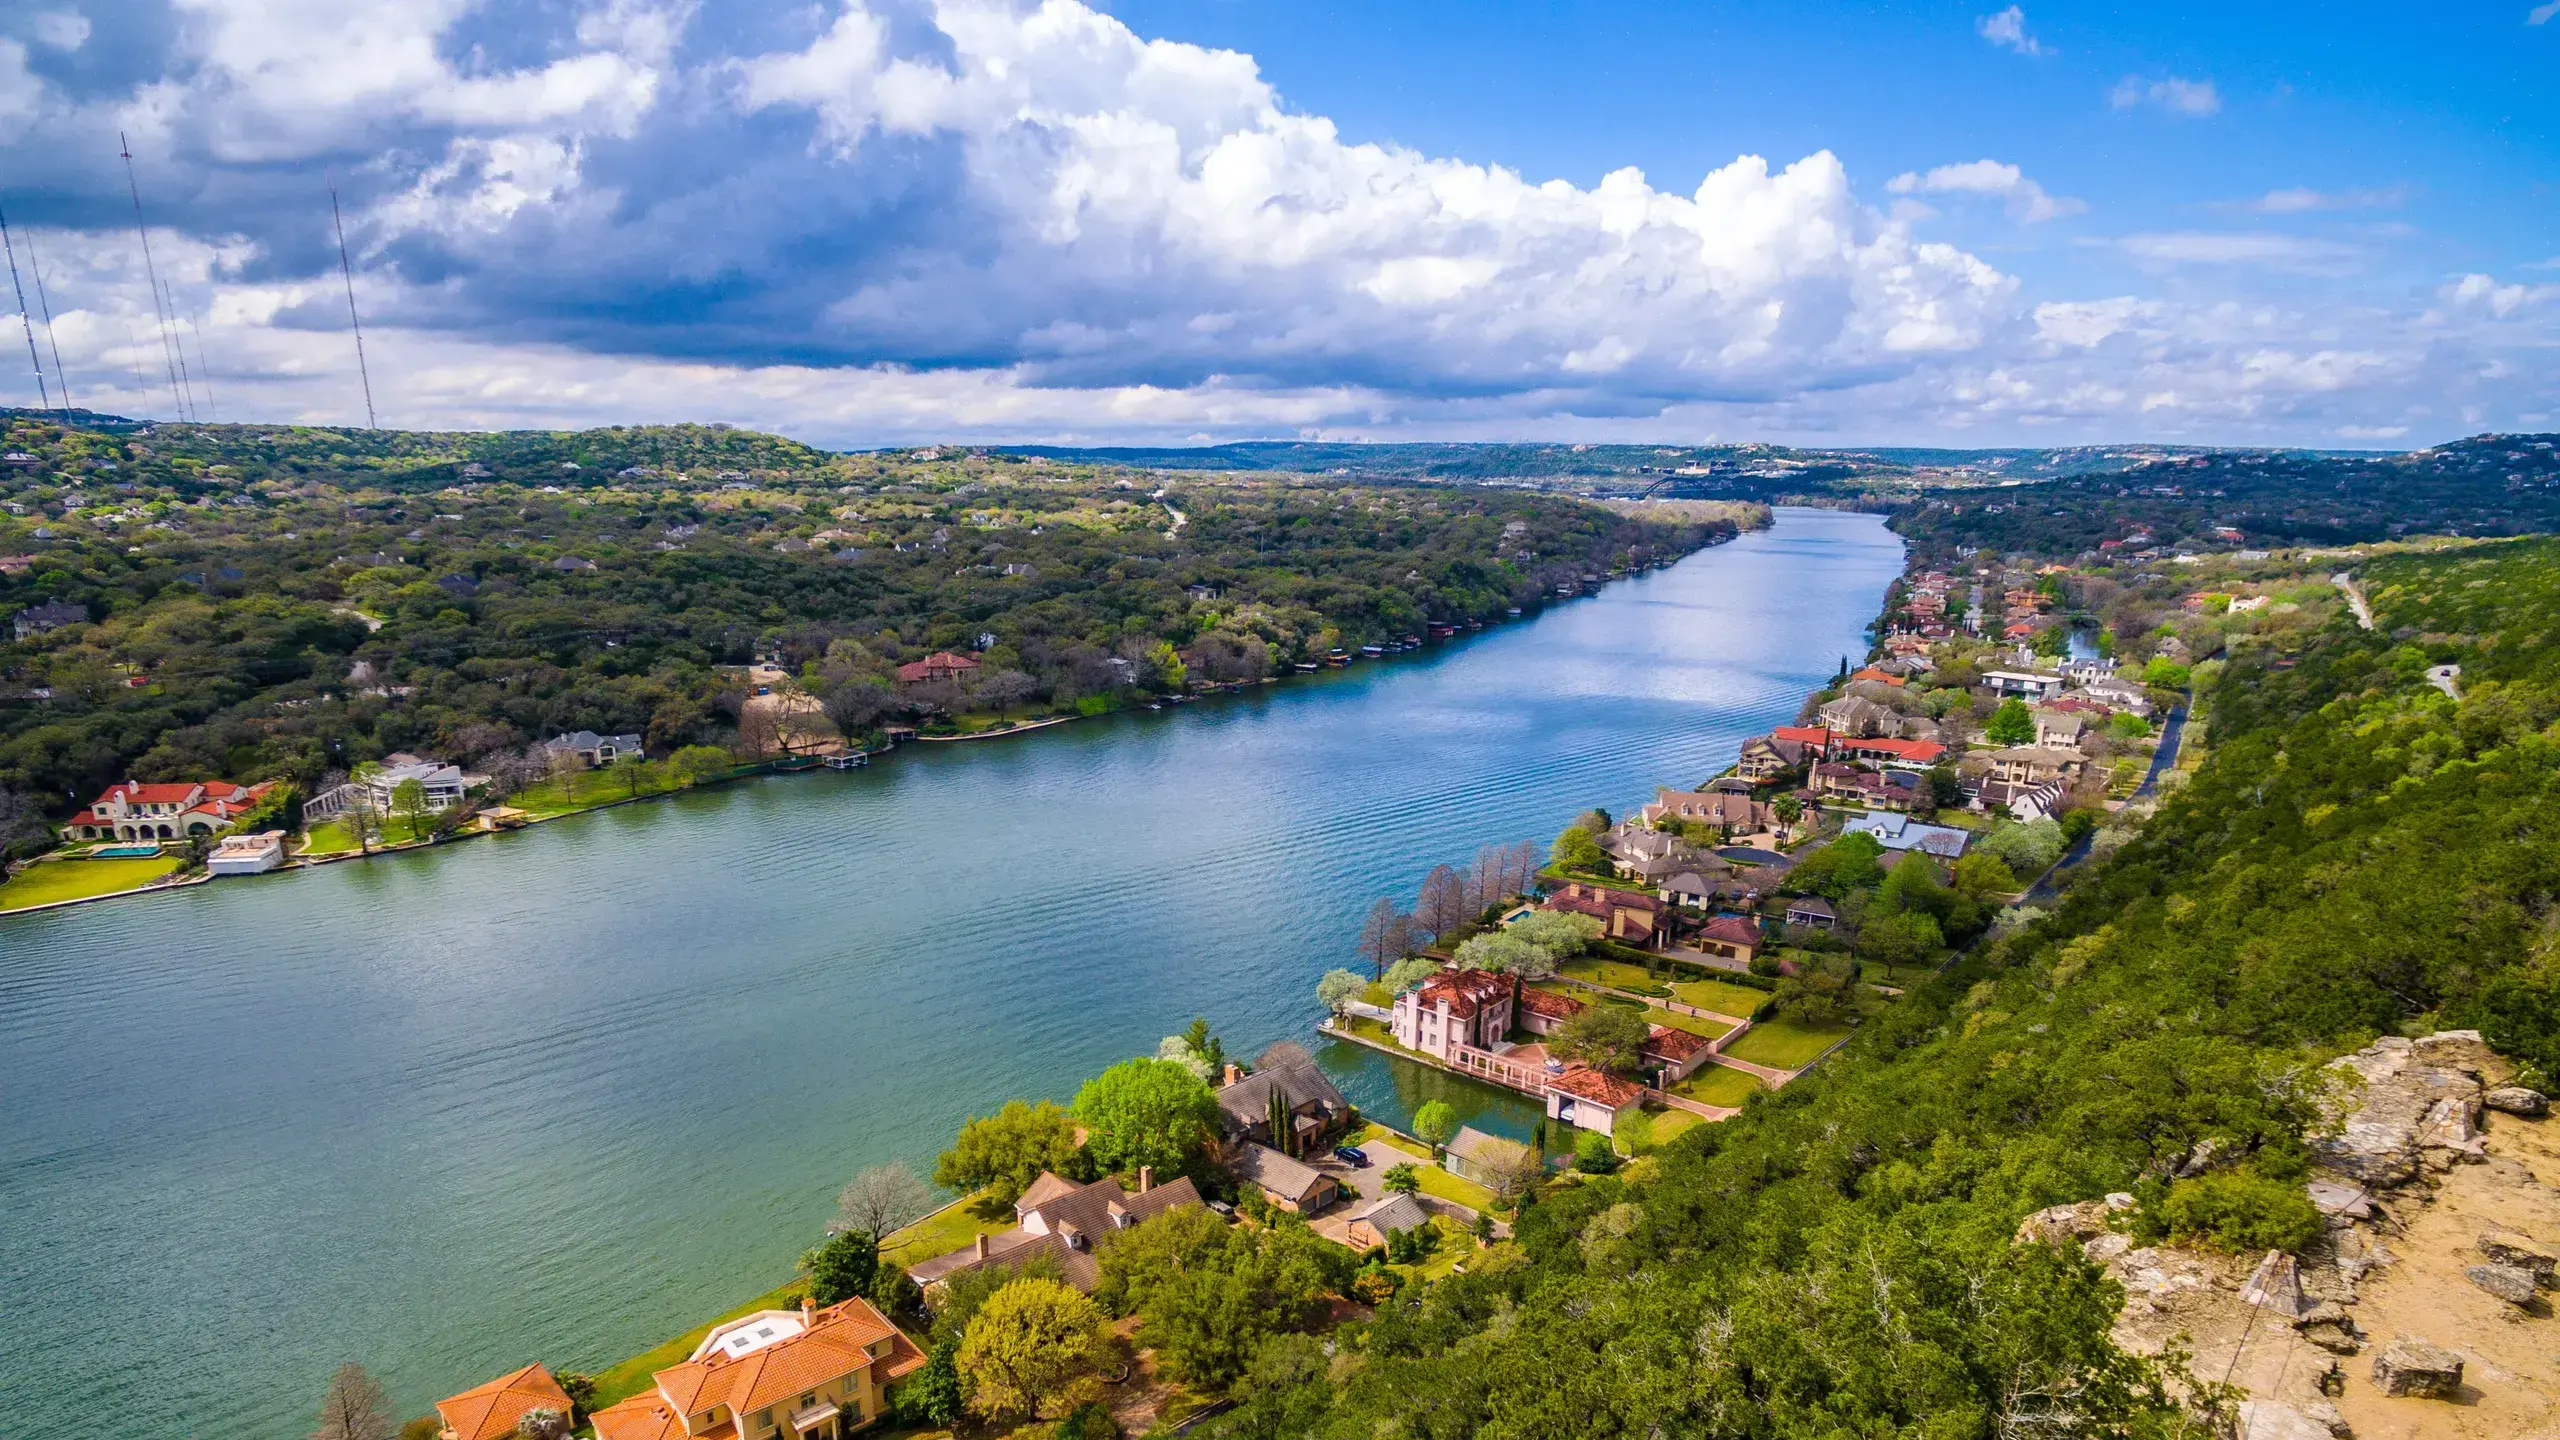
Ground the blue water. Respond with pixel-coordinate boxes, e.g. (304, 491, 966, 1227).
(0, 507, 1902, 1436)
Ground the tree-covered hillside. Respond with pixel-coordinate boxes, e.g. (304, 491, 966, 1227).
(1205, 537, 2560, 1439)
(0, 415, 1726, 844)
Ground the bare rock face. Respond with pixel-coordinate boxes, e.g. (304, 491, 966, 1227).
(2298, 1398, 2351, 1438)
(2236, 1400, 2338, 1440)
(2476, 1227, 2557, 1285)
(2465, 1261, 2540, 1306)
(2370, 1334, 2466, 1398)
(2242, 1250, 2309, 1317)
(2300, 1320, 2364, 1355)
(2312, 1036, 2490, 1184)
(2014, 1198, 2116, 1248)
(2483, 1085, 2548, 1117)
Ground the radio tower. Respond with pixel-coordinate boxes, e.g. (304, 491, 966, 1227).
(19, 220, 72, 414)
(327, 175, 377, 428)
(0, 200, 56, 415)
(120, 132, 188, 421)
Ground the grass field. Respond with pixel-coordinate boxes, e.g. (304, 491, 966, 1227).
(0, 856, 183, 911)
(1722, 1016, 1851, 1070)
(1648, 1008, 1734, 1039)
(1614, 1104, 1708, 1153)
(1668, 1063, 1767, 1109)
(881, 1191, 1013, 1268)
(297, 821, 360, 855)
(1389, 1218, 1479, 1282)
(1352, 1125, 1495, 1211)
(1669, 977, 1770, 1018)
(1555, 956, 1665, 991)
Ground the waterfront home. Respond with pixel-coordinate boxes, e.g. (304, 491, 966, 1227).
(1783, 895, 1838, 931)
(1641, 787, 1772, 842)
(1832, 735, 1947, 769)
(1546, 1064, 1643, 1137)
(1596, 822, 1701, 882)
(1231, 1141, 1341, 1213)
(1841, 812, 1971, 860)
(64, 779, 275, 841)
(207, 830, 286, 875)
(1815, 694, 1900, 738)
(1986, 745, 2089, 786)
(542, 731, 645, 768)
(894, 651, 980, 687)
(1542, 882, 1668, 946)
(908, 1168, 1204, 1294)
(1514, 984, 1585, 1035)
(1982, 669, 2066, 702)
(1392, 968, 1518, 1061)
(1345, 1192, 1429, 1249)
(1640, 1024, 1713, 1082)
(1690, 915, 1762, 967)
(1659, 867, 1729, 910)
(587, 1295, 924, 1440)
(304, 754, 476, 823)
(1812, 763, 1920, 812)
(1735, 734, 1812, 783)
(1441, 1126, 1518, 1188)
(435, 1364, 576, 1440)
(1846, 665, 1906, 688)
(1215, 1058, 1351, 1149)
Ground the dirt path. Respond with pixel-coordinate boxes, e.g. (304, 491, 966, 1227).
(2335, 572, 2377, 631)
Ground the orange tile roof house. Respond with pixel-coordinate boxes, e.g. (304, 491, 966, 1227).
(588, 1295, 924, 1440)
(1391, 967, 1519, 1060)
(1542, 882, 1668, 947)
(1545, 1064, 1645, 1137)
(434, 1364, 576, 1440)
(64, 779, 275, 842)
(1691, 914, 1763, 966)
(893, 651, 979, 686)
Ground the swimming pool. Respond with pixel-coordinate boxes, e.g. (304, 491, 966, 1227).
(90, 844, 164, 859)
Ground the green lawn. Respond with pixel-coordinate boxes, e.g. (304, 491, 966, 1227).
(1668, 1064, 1767, 1108)
(588, 1189, 1002, 1409)
(1356, 1124, 1430, 1161)
(0, 856, 183, 912)
(1350, 1125, 1494, 1211)
(1389, 1218, 1479, 1283)
(1339, 1015, 1430, 1060)
(297, 821, 359, 855)
(1722, 1017, 1852, 1070)
(1359, 981, 1395, 1008)
(1669, 977, 1770, 1018)
(1615, 1105, 1709, 1153)
(1648, 1009, 1734, 1040)
(1555, 956, 1664, 991)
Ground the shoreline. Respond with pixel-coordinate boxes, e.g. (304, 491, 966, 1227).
(3, 527, 1751, 923)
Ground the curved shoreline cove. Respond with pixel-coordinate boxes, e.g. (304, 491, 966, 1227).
(0, 507, 1903, 1438)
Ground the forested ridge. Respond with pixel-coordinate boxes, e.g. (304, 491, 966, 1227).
(1204, 537, 2560, 1439)
(0, 415, 1728, 843)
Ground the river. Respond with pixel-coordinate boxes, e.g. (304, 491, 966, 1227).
(0, 506, 1902, 1436)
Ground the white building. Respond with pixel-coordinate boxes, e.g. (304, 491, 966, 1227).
(207, 831, 286, 875)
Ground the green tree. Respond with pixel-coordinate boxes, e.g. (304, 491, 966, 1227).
(2144, 656, 2192, 689)
(1381, 1162, 1422, 1195)
(1572, 1128, 1616, 1174)
(1790, 830, 1884, 899)
(1984, 697, 2036, 745)
(1316, 968, 1366, 1015)
(1550, 824, 1608, 875)
(2107, 711, 2151, 740)
(954, 1277, 1111, 1423)
(1951, 851, 2020, 899)
(1071, 1057, 1220, 1177)
(1506, 909, 1601, 958)
(1180, 1015, 1228, 1076)
(1452, 930, 1553, 977)
(1092, 1205, 1239, 1317)
(1979, 817, 2066, 874)
(389, 778, 429, 841)
(1410, 1099, 1458, 1151)
(1875, 851, 1950, 919)
(894, 1337, 965, 1427)
(1382, 956, 1442, 993)
(670, 744, 731, 787)
(1855, 908, 1944, 970)
(1554, 1003, 1650, 1074)
(800, 1227, 879, 1306)
(1773, 953, 1856, 1023)
(934, 1098, 1084, 1205)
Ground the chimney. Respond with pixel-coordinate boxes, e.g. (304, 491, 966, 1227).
(1138, 1165, 1153, 1194)
(801, 1295, 815, 1324)
(1222, 1063, 1241, 1088)
(973, 1233, 990, 1261)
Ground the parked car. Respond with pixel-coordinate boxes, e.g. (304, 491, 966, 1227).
(1332, 1145, 1368, 1166)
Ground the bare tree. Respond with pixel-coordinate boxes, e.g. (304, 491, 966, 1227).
(340, 801, 380, 854)
(1257, 1040, 1315, 1073)
(312, 1362, 396, 1440)
(1416, 863, 1468, 940)
(733, 707, 783, 761)
(823, 677, 896, 733)
(1356, 898, 1415, 980)
(1470, 844, 1511, 914)
(836, 1160, 938, 1238)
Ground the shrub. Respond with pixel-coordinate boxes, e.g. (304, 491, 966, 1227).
(1573, 1129, 1617, 1174)
(2142, 1170, 2324, 1254)
(1350, 1267, 1402, 1304)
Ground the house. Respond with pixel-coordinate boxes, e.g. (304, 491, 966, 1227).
(1735, 734, 1812, 782)
(207, 831, 285, 875)
(1783, 895, 1837, 931)
(1842, 812, 1970, 860)
(1812, 763, 1920, 812)
(1542, 882, 1668, 946)
(1640, 1024, 1713, 1082)
(1344, 1192, 1429, 1250)
(894, 652, 980, 687)
(549, 555, 596, 572)
(1546, 1064, 1643, 1137)
(2032, 710, 2087, 747)
(1772, 724, 1837, 756)
(1441, 1125, 1522, 1188)
(65, 779, 274, 841)
(1690, 914, 1762, 966)
(587, 1295, 925, 1440)
(1969, 778, 2066, 822)
(1987, 745, 2088, 786)
(1834, 735, 1946, 769)
(435, 1364, 577, 1440)
(1815, 694, 1899, 738)
(1596, 822, 1700, 881)
(1513, 984, 1586, 1036)
(1230, 1141, 1340, 1213)
(2075, 677, 2154, 716)
(543, 731, 645, 767)
(1215, 1058, 1350, 1149)
(1981, 669, 2066, 701)
(1846, 665, 1906, 688)
(906, 1168, 1205, 1293)
(1642, 787, 1770, 841)
(1392, 968, 1518, 1060)
(12, 599, 86, 639)
(1659, 867, 1730, 910)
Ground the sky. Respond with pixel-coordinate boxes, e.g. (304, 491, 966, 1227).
(0, 0, 2552, 448)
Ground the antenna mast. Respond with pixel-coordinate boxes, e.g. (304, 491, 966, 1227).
(0, 201, 57, 414)
(19, 221, 72, 415)
(120, 132, 189, 421)
(327, 175, 377, 428)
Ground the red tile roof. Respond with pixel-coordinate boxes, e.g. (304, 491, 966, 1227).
(435, 1365, 575, 1440)
(1515, 986, 1585, 1021)
(1549, 1064, 1644, 1107)
(653, 1298, 924, 1423)
(895, 652, 980, 682)
(1698, 915, 1762, 950)
(1773, 725, 1835, 747)
(1642, 1025, 1710, 1061)
(590, 1392, 687, 1440)
(1411, 968, 1514, 1021)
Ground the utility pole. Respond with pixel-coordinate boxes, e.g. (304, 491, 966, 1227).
(327, 175, 377, 428)
(120, 133, 188, 420)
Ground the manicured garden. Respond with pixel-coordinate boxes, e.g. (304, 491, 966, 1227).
(1647, 1008, 1734, 1040)
(1555, 956, 1663, 991)
(1722, 1016, 1852, 1070)
(1613, 1104, 1705, 1153)
(880, 1189, 1013, 1268)
(1667, 1063, 1766, 1109)
(1669, 976, 1771, 1018)
(0, 855, 184, 911)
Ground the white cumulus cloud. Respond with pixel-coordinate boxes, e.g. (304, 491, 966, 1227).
(2111, 75, 2221, 116)
(1888, 159, 2085, 223)
(1976, 6, 2043, 55)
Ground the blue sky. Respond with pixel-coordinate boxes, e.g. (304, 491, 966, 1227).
(0, 0, 2551, 446)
